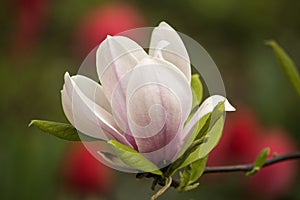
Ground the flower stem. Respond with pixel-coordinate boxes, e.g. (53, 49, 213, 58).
(150, 177, 172, 200)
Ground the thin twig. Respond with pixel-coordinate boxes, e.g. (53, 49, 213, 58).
(204, 152, 300, 174)
(170, 152, 300, 188)
(151, 177, 172, 200)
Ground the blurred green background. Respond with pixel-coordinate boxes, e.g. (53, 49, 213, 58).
(1, 0, 300, 199)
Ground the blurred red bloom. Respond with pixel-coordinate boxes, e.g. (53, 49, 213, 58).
(10, 0, 47, 62)
(208, 107, 261, 166)
(246, 129, 298, 199)
(207, 107, 299, 199)
(61, 143, 114, 195)
(74, 2, 146, 57)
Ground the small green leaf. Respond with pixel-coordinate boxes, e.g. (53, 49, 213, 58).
(178, 171, 189, 189)
(179, 102, 225, 169)
(195, 101, 225, 141)
(108, 140, 162, 175)
(188, 156, 208, 183)
(166, 102, 225, 176)
(191, 74, 203, 109)
(266, 40, 300, 97)
(178, 172, 196, 192)
(165, 137, 208, 177)
(180, 113, 211, 157)
(29, 120, 98, 141)
(180, 117, 224, 168)
(181, 183, 200, 191)
(177, 157, 207, 192)
(246, 148, 270, 177)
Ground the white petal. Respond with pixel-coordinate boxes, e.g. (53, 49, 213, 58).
(61, 85, 74, 125)
(122, 58, 193, 153)
(149, 21, 191, 82)
(69, 74, 112, 113)
(182, 95, 235, 139)
(141, 126, 183, 165)
(63, 72, 132, 147)
(96, 35, 148, 102)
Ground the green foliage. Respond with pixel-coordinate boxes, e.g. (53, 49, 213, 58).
(164, 102, 225, 179)
(191, 74, 203, 109)
(165, 137, 208, 177)
(180, 117, 223, 169)
(179, 102, 225, 169)
(180, 101, 226, 158)
(29, 120, 97, 141)
(266, 40, 300, 97)
(246, 148, 270, 176)
(180, 113, 211, 158)
(178, 156, 208, 192)
(107, 140, 163, 175)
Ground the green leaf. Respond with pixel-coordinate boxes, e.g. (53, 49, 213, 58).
(177, 156, 208, 192)
(107, 140, 162, 175)
(166, 102, 225, 177)
(195, 101, 225, 142)
(266, 40, 300, 97)
(246, 148, 270, 176)
(178, 171, 189, 189)
(29, 120, 98, 141)
(191, 74, 203, 109)
(180, 117, 224, 168)
(178, 171, 199, 192)
(188, 156, 208, 183)
(165, 137, 208, 177)
(180, 113, 211, 157)
(180, 183, 199, 192)
(179, 102, 225, 169)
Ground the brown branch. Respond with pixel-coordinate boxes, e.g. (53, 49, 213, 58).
(170, 152, 300, 188)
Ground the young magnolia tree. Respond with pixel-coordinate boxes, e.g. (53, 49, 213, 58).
(30, 22, 300, 200)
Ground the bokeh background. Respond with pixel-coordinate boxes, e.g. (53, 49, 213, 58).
(1, 0, 300, 199)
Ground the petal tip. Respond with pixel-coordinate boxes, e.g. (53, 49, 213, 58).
(224, 100, 236, 112)
(64, 71, 70, 76)
(64, 72, 71, 82)
(158, 21, 170, 28)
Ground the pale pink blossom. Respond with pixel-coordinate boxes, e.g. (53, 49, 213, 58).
(61, 22, 235, 171)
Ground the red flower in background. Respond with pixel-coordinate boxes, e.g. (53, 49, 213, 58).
(208, 108, 260, 166)
(207, 107, 299, 199)
(10, 0, 47, 62)
(74, 2, 146, 57)
(61, 143, 114, 195)
(246, 129, 298, 199)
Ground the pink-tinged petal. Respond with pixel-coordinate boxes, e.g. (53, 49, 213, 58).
(110, 57, 186, 134)
(149, 22, 191, 82)
(141, 126, 183, 165)
(96, 35, 147, 102)
(63, 72, 132, 147)
(110, 73, 138, 149)
(123, 58, 192, 154)
(182, 95, 236, 141)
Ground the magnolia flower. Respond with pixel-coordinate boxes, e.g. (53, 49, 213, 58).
(61, 22, 235, 171)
